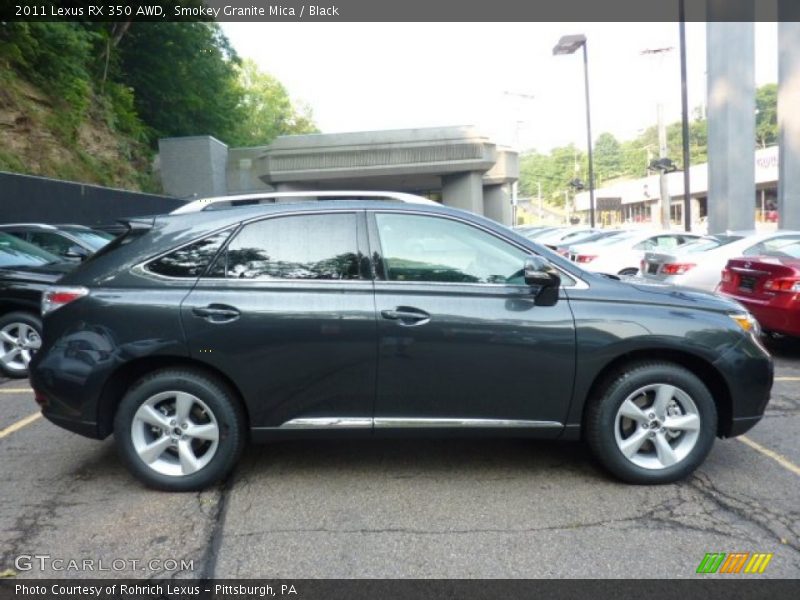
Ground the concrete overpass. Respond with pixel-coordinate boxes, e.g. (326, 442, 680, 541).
(159, 126, 519, 225)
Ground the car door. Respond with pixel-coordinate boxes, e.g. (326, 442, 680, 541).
(180, 210, 377, 431)
(368, 210, 576, 432)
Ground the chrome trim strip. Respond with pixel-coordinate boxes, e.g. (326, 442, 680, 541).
(277, 417, 563, 430)
(280, 417, 373, 429)
(373, 418, 563, 429)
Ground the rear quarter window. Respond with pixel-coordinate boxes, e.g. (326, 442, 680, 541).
(145, 230, 233, 278)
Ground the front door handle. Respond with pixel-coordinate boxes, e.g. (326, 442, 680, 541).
(192, 304, 240, 323)
(381, 307, 430, 326)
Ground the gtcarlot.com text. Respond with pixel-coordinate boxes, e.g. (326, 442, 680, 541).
(14, 554, 193, 573)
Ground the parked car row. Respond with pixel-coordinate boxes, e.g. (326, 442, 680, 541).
(517, 224, 800, 340)
(0, 223, 112, 377)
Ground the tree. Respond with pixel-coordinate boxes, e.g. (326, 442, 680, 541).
(228, 59, 318, 147)
(117, 22, 244, 145)
(593, 132, 622, 185)
(756, 83, 778, 148)
(519, 144, 585, 205)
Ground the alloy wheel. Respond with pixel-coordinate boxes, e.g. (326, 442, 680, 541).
(613, 383, 701, 470)
(130, 391, 220, 477)
(0, 322, 41, 372)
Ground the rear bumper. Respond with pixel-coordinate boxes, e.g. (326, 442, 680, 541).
(720, 290, 800, 337)
(41, 409, 102, 439)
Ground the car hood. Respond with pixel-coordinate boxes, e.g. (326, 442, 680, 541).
(591, 274, 747, 314)
(0, 262, 75, 283)
(626, 278, 747, 312)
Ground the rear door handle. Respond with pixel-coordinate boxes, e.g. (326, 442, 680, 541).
(192, 304, 240, 323)
(381, 307, 430, 326)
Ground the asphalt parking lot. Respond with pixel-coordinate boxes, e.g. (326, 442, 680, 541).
(1, 339, 798, 580)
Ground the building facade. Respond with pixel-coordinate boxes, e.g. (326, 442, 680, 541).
(158, 126, 519, 226)
(573, 145, 780, 230)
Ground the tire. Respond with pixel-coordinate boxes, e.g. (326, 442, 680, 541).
(0, 311, 42, 379)
(585, 361, 717, 484)
(114, 368, 246, 491)
(617, 267, 639, 277)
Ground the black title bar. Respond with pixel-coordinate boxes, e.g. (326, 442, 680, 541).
(2, 0, 800, 22)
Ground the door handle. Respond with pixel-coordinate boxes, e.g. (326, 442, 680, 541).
(192, 304, 240, 323)
(381, 307, 430, 326)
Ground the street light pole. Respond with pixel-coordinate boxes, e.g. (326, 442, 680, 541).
(581, 42, 596, 229)
(554, 34, 595, 228)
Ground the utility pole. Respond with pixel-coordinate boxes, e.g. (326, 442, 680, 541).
(537, 181, 543, 223)
(642, 47, 675, 230)
(504, 91, 536, 227)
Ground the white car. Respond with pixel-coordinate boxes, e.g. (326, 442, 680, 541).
(641, 230, 800, 291)
(568, 230, 701, 276)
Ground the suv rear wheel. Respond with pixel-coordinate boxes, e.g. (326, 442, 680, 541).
(114, 369, 246, 491)
(585, 362, 717, 484)
(0, 311, 42, 378)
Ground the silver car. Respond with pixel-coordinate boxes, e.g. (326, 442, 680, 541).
(641, 230, 800, 291)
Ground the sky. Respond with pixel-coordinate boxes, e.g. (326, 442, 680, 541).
(220, 22, 779, 153)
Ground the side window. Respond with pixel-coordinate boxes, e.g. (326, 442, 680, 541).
(655, 235, 680, 250)
(28, 232, 74, 256)
(743, 234, 800, 257)
(633, 238, 656, 251)
(374, 213, 528, 284)
(209, 213, 360, 280)
(145, 230, 232, 278)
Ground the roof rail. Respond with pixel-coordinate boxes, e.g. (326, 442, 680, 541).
(170, 191, 438, 215)
(0, 223, 58, 230)
(53, 223, 93, 230)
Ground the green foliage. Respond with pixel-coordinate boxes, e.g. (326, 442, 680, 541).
(0, 19, 317, 190)
(756, 83, 777, 148)
(229, 59, 319, 146)
(116, 22, 243, 144)
(519, 144, 586, 206)
(519, 85, 776, 198)
(594, 132, 623, 183)
(0, 22, 96, 136)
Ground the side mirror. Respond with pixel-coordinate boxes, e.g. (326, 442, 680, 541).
(64, 245, 89, 260)
(524, 256, 561, 306)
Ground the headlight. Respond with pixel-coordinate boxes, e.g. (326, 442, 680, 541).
(729, 312, 761, 336)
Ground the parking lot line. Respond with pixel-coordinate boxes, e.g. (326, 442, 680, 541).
(774, 376, 800, 381)
(0, 388, 33, 393)
(0, 411, 42, 439)
(738, 435, 800, 477)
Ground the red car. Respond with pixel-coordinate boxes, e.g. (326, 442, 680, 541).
(719, 242, 800, 338)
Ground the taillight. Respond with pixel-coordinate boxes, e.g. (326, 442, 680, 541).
(576, 255, 597, 263)
(662, 263, 696, 275)
(721, 269, 733, 283)
(764, 278, 800, 292)
(41, 286, 89, 316)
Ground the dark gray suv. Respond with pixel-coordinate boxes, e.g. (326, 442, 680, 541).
(29, 193, 773, 491)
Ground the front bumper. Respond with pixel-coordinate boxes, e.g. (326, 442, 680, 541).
(712, 333, 774, 437)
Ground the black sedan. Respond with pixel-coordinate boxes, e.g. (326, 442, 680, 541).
(0, 232, 74, 377)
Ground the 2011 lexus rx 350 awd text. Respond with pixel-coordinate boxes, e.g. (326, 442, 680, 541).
(29, 192, 773, 491)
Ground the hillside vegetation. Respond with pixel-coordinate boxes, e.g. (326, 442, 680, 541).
(0, 20, 316, 192)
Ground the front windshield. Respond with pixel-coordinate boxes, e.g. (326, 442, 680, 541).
(0, 232, 61, 268)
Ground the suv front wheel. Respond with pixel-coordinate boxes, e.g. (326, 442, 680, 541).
(114, 369, 246, 491)
(585, 362, 717, 484)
